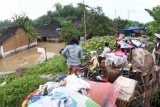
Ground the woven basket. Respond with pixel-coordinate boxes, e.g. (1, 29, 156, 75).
(116, 98, 130, 107)
(106, 67, 120, 83)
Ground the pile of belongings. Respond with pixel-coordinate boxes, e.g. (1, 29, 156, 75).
(105, 52, 128, 67)
(131, 48, 155, 75)
(114, 76, 137, 102)
(22, 74, 120, 107)
(117, 38, 146, 49)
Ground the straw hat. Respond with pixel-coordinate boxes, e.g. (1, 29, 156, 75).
(155, 33, 160, 39)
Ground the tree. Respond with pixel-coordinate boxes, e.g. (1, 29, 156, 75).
(12, 13, 39, 48)
(32, 3, 144, 40)
(80, 6, 114, 38)
(145, 21, 157, 36)
(54, 3, 63, 15)
(145, 5, 160, 35)
(59, 20, 81, 44)
(0, 20, 13, 34)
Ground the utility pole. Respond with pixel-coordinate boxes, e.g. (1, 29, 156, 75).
(115, 9, 117, 31)
(83, 0, 87, 41)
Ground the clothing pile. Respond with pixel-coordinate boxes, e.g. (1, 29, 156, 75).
(22, 74, 99, 107)
(22, 74, 120, 107)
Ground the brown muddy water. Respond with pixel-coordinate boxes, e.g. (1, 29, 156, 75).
(0, 42, 65, 73)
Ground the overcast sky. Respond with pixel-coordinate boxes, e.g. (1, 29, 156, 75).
(0, 0, 159, 23)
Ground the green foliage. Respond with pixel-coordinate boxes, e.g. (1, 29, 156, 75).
(0, 28, 6, 35)
(145, 5, 160, 35)
(151, 90, 160, 106)
(0, 76, 46, 107)
(145, 5, 160, 24)
(0, 20, 13, 34)
(24, 55, 67, 75)
(81, 36, 115, 59)
(113, 17, 129, 31)
(80, 6, 115, 38)
(0, 55, 67, 107)
(113, 16, 144, 32)
(145, 21, 158, 36)
(54, 4, 115, 39)
(147, 43, 154, 53)
(33, 3, 145, 40)
(59, 20, 81, 44)
(12, 13, 38, 42)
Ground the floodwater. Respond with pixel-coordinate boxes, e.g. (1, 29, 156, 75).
(0, 42, 65, 73)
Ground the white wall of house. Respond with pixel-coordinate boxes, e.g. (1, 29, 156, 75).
(47, 38, 59, 42)
(2, 41, 37, 57)
(0, 45, 4, 57)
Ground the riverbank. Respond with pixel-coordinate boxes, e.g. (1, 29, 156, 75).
(0, 42, 65, 73)
(0, 71, 14, 77)
(0, 55, 67, 107)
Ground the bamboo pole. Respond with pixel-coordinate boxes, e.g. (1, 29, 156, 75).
(83, 0, 87, 41)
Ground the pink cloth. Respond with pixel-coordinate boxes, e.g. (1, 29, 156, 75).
(87, 81, 120, 107)
(114, 51, 125, 57)
(116, 34, 124, 41)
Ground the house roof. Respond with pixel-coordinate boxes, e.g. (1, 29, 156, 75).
(0, 26, 21, 44)
(36, 23, 60, 38)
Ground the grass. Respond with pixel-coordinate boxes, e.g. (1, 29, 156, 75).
(0, 55, 67, 107)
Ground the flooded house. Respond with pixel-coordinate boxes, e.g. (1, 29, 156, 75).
(37, 23, 61, 42)
(0, 26, 37, 57)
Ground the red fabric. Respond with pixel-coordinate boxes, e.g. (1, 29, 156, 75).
(22, 91, 36, 107)
(87, 81, 119, 107)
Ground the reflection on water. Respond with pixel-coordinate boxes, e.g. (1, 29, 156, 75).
(0, 42, 65, 73)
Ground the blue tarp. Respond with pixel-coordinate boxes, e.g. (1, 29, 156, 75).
(125, 25, 144, 31)
(121, 25, 144, 35)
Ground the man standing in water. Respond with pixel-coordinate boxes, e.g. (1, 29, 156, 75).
(62, 37, 83, 75)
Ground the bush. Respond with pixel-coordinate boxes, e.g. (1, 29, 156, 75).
(0, 75, 46, 107)
(0, 55, 67, 107)
(80, 36, 115, 59)
(151, 90, 160, 107)
(147, 42, 154, 53)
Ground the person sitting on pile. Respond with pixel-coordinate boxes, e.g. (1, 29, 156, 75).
(100, 42, 111, 57)
(116, 33, 125, 41)
(113, 44, 123, 53)
(98, 42, 111, 65)
(88, 51, 108, 81)
(113, 44, 126, 65)
(88, 51, 99, 73)
(114, 33, 124, 47)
